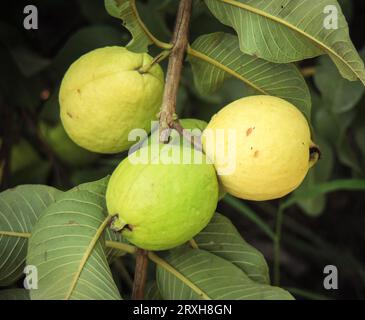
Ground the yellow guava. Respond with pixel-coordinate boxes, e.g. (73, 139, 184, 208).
(59, 46, 164, 154)
(39, 122, 98, 167)
(106, 144, 219, 250)
(202, 95, 319, 201)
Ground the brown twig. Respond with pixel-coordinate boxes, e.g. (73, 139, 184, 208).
(132, 249, 149, 300)
(130, 0, 193, 299)
(159, 0, 193, 143)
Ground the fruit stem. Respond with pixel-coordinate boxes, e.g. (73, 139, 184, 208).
(138, 50, 171, 74)
(132, 249, 149, 300)
(159, 0, 193, 143)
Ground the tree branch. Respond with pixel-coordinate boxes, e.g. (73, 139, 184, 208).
(131, 0, 193, 300)
(159, 0, 193, 143)
(132, 249, 149, 300)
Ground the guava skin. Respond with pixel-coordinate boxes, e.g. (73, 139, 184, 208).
(106, 144, 219, 250)
(202, 95, 318, 201)
(59, 46, 164, 154)
(39, 122, 98, 167)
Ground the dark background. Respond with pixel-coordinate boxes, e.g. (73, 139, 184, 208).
(1, 0, 365, 300)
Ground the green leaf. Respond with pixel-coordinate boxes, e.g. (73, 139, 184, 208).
(0, 185, 61, 286)
(204, 0, 365, 85)
(314, 56, 364, 113)
(156, 247, 293, 300)
(188, 32, 311, 117)
(27, 178, 122, 300)
(194, 213, 269, 284)
(104, 0, 168, 52)
(0, 289, 30, 300)
(284, 179, 365, 209)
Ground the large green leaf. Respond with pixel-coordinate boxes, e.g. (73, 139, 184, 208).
(194, 213, 269, 284)
(26, 178, 121, 300)
(188, 32, 311, 117)
(104, 0, 169, 52)
(0, 185, 61, 286)
(156, 248, 293, 300)
(0, 289, 30, 300)
(204, 0, 365, 85)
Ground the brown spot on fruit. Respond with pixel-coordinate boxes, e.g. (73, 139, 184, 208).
(246, 127, 253, 136)
(67, 112, 73, 118)
(77, 88, 81, 94)
(254, 150, 259, 158)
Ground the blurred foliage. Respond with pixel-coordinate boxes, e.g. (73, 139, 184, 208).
(0, 0, 365, 300)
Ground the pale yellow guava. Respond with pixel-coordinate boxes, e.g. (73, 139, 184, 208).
(202, 95, 319, 201)
(106, 144, 219, 250)
(59, 46, 164, 154)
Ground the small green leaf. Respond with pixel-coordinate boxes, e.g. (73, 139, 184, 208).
(104, 0, 167, 52)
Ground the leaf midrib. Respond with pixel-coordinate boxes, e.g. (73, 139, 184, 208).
(187, 46, 268, 94)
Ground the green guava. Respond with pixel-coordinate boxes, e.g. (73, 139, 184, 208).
(59, 46, 164, 154)
(39, 122, 98, 167)
(143, 118, 226, 200)
(10, 139, 41, 173)
(106, 144, 219, 250)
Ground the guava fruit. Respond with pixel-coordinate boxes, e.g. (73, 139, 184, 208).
(59, 46, 164, 154)
(10, 139, 41, 173)
(39, 122, 99, 167)
(106, 144, 219, 250)
(202, 95, 319, 201)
